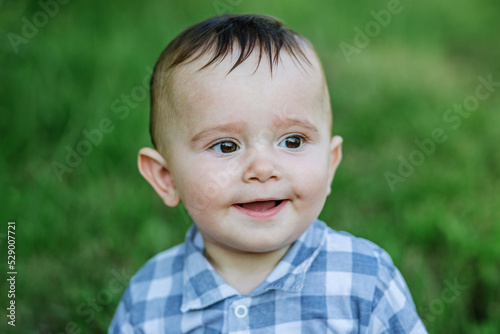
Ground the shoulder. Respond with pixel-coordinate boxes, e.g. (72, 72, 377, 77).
(109, 243, 187, 333)
(134, 243, 186, 280)
(321, 225, 406, 292)
(325, 227, 405, 288)
(321, 224, 394, 274)
(125, 243, 186, 305)
(314, 223, 402, 305)
(306, 222, 398, 298)
(318, 224, 426, 332)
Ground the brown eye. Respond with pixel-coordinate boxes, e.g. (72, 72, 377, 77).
(213, 141, 239, 154)
(280, 136, 303, 149)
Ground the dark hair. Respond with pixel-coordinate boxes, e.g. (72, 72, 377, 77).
(150, 14, 313, 149)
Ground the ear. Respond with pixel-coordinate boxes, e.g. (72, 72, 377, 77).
(138, 147, 180, 207)
(326, 136, 343, 195)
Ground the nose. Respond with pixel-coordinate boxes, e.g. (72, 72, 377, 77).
(242, 151, 281, 183)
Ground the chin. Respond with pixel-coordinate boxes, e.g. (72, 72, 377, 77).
(232, 236, 292, 254)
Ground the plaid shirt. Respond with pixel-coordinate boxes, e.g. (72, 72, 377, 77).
(109, 220, 427, 333)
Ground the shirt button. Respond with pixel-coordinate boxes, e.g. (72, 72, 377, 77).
(234, 305, 248, 318)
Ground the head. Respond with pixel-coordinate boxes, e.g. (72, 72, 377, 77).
(139, 14, 342, 254)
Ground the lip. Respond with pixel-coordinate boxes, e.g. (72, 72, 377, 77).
(233, 199, 288, 219)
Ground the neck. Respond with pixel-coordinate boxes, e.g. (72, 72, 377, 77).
(202, 240, 291, 295)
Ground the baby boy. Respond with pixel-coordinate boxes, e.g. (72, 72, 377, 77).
(109, 14, 427, 333)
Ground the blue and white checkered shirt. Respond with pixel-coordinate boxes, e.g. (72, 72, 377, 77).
(109, 220, 427, 333)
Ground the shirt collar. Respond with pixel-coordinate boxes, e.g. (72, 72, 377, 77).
(180, 220, 327, 313)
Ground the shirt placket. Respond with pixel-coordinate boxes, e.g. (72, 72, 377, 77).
(227, 297, 251, 333)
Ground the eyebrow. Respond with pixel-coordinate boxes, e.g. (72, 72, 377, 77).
(190, 121, 247, 145)
(271, 116, 319, 134)
(190, 117, 319, 146)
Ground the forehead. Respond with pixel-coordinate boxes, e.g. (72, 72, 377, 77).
(166, 47, 330, 138)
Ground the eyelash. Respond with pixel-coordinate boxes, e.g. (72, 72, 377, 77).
(209, 133, 308, 154)
(210, 139, 240, 154)
(278, 134, 308, 150)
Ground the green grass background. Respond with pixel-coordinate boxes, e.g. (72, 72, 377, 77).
(1, 0, 499, 332)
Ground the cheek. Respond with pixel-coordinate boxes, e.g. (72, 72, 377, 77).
(173, 157, 233, 215)
(288, 152, 330, 199)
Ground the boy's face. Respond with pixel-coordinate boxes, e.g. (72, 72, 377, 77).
(144, 50, 342, 254)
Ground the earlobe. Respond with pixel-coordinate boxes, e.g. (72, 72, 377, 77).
(138, 147, 180, 207)
(327, 136, 343, 195)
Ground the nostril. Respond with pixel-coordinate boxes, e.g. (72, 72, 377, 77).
(242, 156, 281, 183)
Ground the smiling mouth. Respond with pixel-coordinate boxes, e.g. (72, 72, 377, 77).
(236, 200, 284, 212)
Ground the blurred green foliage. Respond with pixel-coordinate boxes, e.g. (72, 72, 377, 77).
(1, 0, 499, 333)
